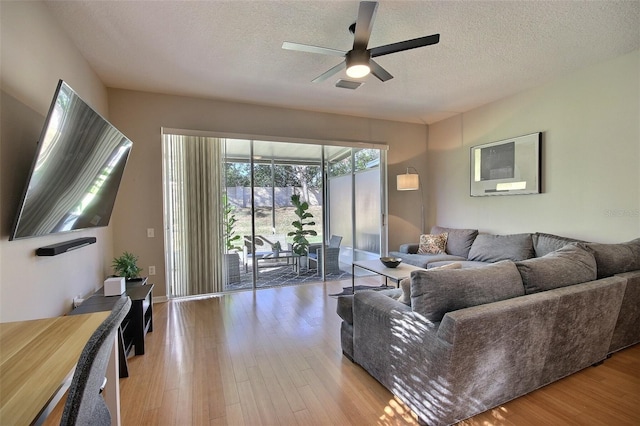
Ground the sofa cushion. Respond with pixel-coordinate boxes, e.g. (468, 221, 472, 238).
(585, 238, 640, 278)
(398, 243, 419, 254)
(411, 261, 525, 322)
(468, 233, 534, 262)
(533, 232, 585, 257)
(431, 226, 478, 258)
(418, 233, 448, 254)
(427, 260, 491, 269)
(388, 251, 466, 269)
(516, 243, 597, 294)
(397, 262, 462, 305)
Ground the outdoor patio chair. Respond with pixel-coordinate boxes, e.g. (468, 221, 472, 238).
(243, 236, 267, 272)
(308, 235, 342, 275)
(243, 234, 290, 271)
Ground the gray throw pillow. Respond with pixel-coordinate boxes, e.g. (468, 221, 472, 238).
(585, 238, 640, 278)
(397, 262, 462, 305)
(516, 243, 597, 294)
(411, 261, 524, 322)
(532, 232, 585, 257)
(467, 233, 534, 262)
(430, 226, 479, 258)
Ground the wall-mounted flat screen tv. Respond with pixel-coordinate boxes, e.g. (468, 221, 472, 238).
(9, 80, 132, 240)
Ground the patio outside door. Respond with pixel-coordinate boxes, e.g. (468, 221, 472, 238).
(163, 133, 387, 297)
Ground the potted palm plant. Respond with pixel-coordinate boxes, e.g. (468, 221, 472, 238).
(288, 194, 317, 269)
(223, 194, 242, 252)
(223, 194, 241, 284)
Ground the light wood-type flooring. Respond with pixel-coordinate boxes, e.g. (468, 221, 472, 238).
(46, 278, 639, 425)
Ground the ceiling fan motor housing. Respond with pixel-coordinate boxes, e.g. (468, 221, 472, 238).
(346, 49, 371, 66)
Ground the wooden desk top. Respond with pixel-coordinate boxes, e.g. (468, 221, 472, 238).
(0, 312, 109, 425)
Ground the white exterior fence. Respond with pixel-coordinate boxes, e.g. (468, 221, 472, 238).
(226, 186, 322, 208)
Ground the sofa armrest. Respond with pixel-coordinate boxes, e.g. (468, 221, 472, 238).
(610, 270, 640, 353)
(398, 243, 419, 254)
(353, 289, 413, 321)
(353, 290, 437, 386)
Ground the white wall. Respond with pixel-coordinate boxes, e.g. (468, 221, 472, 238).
(107, 90, 428, 299)
(427, 50, 640, 243)
(0, 1, 114, 321)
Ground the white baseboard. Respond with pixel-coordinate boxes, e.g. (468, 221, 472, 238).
(152, 295, 169, 304)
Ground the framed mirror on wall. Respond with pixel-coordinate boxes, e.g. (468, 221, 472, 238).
(470, 132, 541, 197)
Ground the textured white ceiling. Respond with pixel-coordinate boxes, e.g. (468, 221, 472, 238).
(44, 1, 640, 124)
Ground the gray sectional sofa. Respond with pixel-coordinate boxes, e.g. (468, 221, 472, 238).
(336, 226, 640, 425)
(389, 225, 578, 269)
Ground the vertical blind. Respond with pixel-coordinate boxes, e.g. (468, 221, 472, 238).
(163, 134, 225, 296)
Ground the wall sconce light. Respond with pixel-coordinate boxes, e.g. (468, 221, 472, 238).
(396, 167, 425, 233)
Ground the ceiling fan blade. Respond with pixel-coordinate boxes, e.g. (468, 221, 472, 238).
(370, 34, 440, 58)
(353, 1, 378, 50)
(369, 59, 393, 82)
(282, 41, 346, 57)
(312, 61, 346, 83)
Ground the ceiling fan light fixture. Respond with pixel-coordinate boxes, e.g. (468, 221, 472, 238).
(346, 64, 370, 78)
(346, 50, 371, 79)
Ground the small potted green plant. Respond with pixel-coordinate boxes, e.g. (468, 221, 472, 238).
(112, 251, 143, 280)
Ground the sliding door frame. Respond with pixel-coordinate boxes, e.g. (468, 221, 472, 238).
(162, 127, 388, 295)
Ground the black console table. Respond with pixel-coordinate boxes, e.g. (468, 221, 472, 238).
(70, 278, 154, 378)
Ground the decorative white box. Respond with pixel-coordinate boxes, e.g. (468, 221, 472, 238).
(104, 277, 126, 296)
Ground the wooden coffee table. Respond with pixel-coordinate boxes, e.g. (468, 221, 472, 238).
(351, 259, 426, 293)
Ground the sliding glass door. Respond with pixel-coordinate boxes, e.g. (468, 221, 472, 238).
(225, 140, 324, 290)
(163, 132, 387, 297)
(326, 147, 386, 268)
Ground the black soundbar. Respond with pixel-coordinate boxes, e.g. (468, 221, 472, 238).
(36, 237, 97, 256)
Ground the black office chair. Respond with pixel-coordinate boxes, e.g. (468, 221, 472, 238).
(60, 297, 131, 426)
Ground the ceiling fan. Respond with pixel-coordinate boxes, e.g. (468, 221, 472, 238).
(282, 1, 440, 83)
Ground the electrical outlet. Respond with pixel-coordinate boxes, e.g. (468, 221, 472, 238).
(149, 265, 156, 275)
(147, 228, 155, 238)
(73, 296, 84, 309)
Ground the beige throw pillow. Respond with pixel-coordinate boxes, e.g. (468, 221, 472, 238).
(397, 262, 462, 305)
(418, 233, 448, 254)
